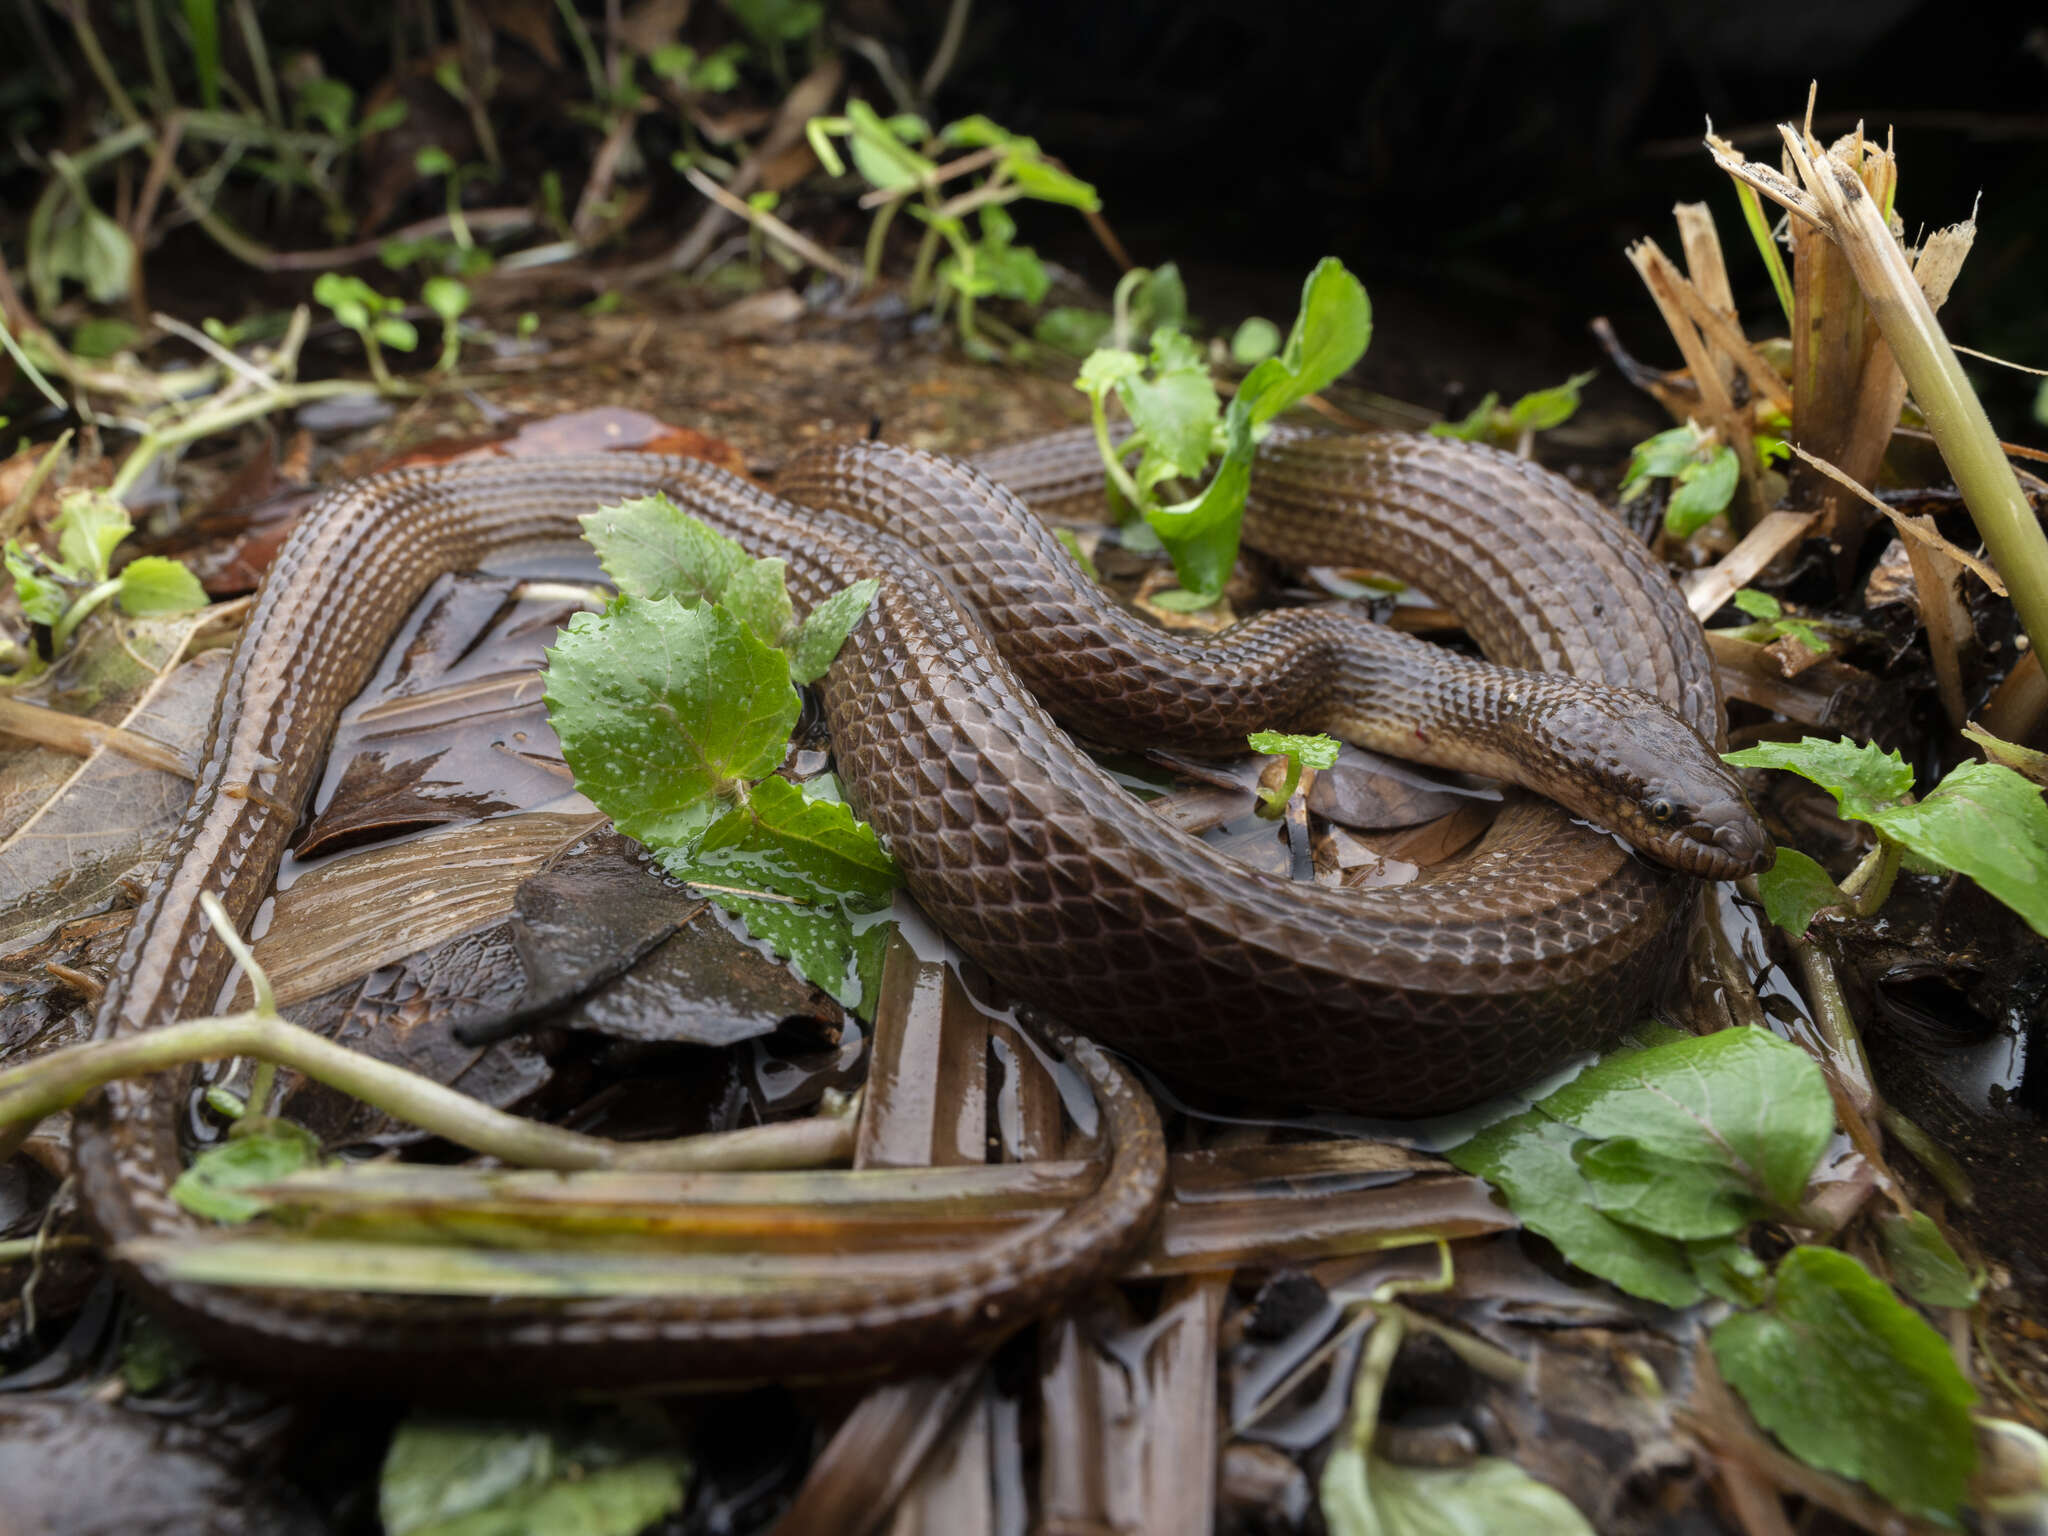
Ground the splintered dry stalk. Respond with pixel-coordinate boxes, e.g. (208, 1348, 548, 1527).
(1709, 123, 2048, 664)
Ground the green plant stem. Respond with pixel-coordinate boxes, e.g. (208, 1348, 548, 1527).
(862, 197, 903, 290)
(0, 428, 73, 541)
(0, 316, 70, 412)
(1777, 130, 2048, 662)
(1087, 393, 1145, 513)
(1879, 1106, 1975, 1210)
(107, 379, 385, 500)
(0, 1234, 93, 1264)
(134, 0, 176, 112)
(1838, 838, 1902, 917)
(50, 577, 122, 650)
(0, 1008, 857, 1173)
(230, 0, 283, 130)
(1732, 179, 1795, 330)
(1787, 933, 1876, 1118)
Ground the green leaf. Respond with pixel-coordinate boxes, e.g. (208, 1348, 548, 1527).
(116, 556, 208, 616)
(542, 598, 798, 848)
(578, 494, 750, 603)
(1866, 761, 2048, 936)
(1536, 1027, 1832, 1213)
(70, 317, 141, 359)
(415, 146, 457, 177)
(422, 276, 470, 322)
(1879, 1211, 1980, 1308)
(375, 316, 420, 352)
(1687, 1236, 1770, 1306)
(718, 556, 794, 647)
(1753, 847, 1844, 936)
(294, 75, 354, 137)
(1576, 1138, 1763, 1239)
(1248, 729, 1341, 771)
(1145, 401, 1255, 599)
(1664, 445, 1739, 537)
(1504, 371, 1594, 432)
(380, 1409, 689, 1536)
(1427, 392, 1499, 443)
(1963, 722, 2048, 787)
(313, 271, 376, 331)
(1131, 263, 1188, 336)
(1003, 154, 1101, 211)
(976, 239, 1050, 305)
(1721, 737, 1916, 822)
(182, 0, 221, 109)
(1448, 1111, 1701, 1307)
(725, 0, 824, 42)
(1239, 257, 1372, 426)
(1730, 587, 1783, 621)
(1230, 316, 1281, 366)
(1116, 364, 1220, 480)
(5, 541, 66, 626)
(169, 1122, 321, 1224)
(1323, 1451, 1594, 1536)
(1712, 1246, 1976, 1525)
(787, 578, 879, 685)
(1620, 425, 1705, 498)
(54, 489, 133, 583)
(692, 774, 899, 907)
(1076, 347, 1146, 399)
(1035, 307, 1114, 357)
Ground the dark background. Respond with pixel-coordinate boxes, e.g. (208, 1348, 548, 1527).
(936, 0, 2047, 436)
(2, 0, 2043, 435)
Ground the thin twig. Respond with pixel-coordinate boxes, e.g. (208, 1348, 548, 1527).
(679, 164, 861, 284)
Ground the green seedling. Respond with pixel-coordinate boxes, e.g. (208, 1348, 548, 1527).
(3, 488, 207, 672)
(1624, 421, 1790, 538)
(313, 272, 417, 391)
(1249, 730, 1339, 818)
(1429, 371, 1595, 452)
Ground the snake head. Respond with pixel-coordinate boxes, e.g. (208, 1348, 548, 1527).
(1520, 689, 1769, 879)
(1594, 704, 1771, 880)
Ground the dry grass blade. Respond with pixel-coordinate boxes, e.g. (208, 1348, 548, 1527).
(1710, 121, 2048, 664)
(1684, 510, 1818, 620)
(0, 696, 194, 776)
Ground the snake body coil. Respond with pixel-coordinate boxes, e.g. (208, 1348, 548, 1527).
(69, 430, 1758, 1389)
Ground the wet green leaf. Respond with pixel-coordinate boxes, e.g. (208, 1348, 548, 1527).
(1721, 737, 1915, 821)
(787, 578, 879, 685)
(1712, 1246, 1976, 1525)
(1753, 847, 1844, 936)
(1117, 360, 1219, 480)
(1449, 1110, 1701, 1307)
(1866, 762, 2048, 937)
(578, 494, 750, 603)
(1537, 1027, 1832, 1212)
(295, 75, 355, 137)
(423, 276, 470, 322)
(1575, 1137, 1762, 1239)
(116, 556, 207, 616)
(1076, 347, 1146, 396)
(380, 1408, 689, 1536)
(692, 774, 899, 907)
(543, 598, 797, 848)
(719, 556, 794, 648)
(170, 1121, 321, 1224)
(1879, 1211, 1979, 1308)
(1146, 399, 1254, 600)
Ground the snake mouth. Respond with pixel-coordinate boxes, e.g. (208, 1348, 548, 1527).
(1668, 808, 1774, 880)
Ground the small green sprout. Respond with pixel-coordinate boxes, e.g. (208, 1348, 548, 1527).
(4, 489, 207, 672)
(1724, 588, 1829, 657)
(313, 273, 417, 391)
(421, 278, 470, 372)
(1428, 371, 1594, 452)
(1248, 729, 1340, 818)
(1623, 422, 1790, 538)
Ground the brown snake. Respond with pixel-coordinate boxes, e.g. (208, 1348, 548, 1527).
(67, 428, 1764, 1389)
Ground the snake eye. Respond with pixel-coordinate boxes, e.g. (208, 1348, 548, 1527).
(1648, 797, 1676, 824)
